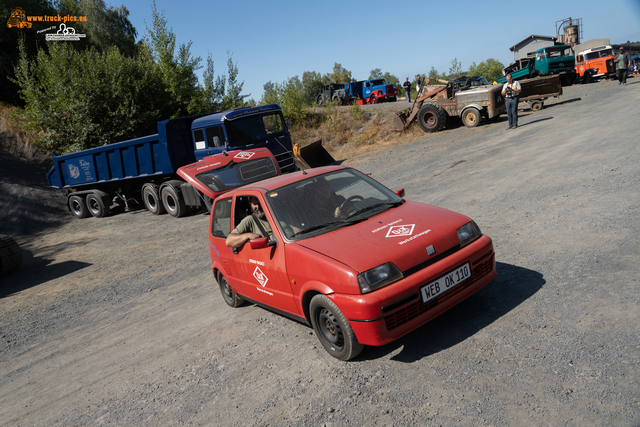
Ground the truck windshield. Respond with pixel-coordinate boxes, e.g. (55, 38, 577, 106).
(225, 112, 287, 148)
(545, 48, 571, 58)
(369, 79, 386, 86)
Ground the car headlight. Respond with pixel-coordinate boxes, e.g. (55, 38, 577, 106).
(358, 262, 403, 294)
(457, 221, 481, 247)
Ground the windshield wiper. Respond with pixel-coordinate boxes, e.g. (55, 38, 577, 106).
(345, 200, 403, 219)
(290, 218, 364, 238)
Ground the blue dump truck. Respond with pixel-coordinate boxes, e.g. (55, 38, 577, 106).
(47, 104, 297, 219)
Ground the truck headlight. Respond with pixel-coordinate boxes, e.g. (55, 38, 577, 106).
(457, 221, 481, 247)
(358, 262, 403, 294)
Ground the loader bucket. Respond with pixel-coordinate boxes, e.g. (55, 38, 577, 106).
(293, 140, 336, 170)
(393, 111, 409, 131)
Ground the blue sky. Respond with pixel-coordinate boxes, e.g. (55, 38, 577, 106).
(124, 0, 640, 101)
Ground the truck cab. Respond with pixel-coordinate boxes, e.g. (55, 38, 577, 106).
(575, 45, 616, 82)
(191, 104, 295, 173)
(359, 79, 398, 104)
(498, 45, 576, 85)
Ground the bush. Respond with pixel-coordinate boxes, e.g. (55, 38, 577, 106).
(13, 42, 166, 154)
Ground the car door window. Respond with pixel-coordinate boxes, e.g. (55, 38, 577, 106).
(211, 198, 232, 238)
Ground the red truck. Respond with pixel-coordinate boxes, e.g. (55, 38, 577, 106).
(181, 150, 497, 360)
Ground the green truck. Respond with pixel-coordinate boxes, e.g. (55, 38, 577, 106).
(498, 45, 575, 86)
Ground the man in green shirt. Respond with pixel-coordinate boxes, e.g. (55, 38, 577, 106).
(226, 196, 272, 248)
(614, 47, 631, 85)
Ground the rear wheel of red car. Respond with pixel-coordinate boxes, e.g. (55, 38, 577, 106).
(309, 294, 363, 361)
(217, 273, 245, 307)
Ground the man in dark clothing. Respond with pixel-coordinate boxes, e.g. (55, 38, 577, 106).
(403, 78, 411, 102)
(614, 47, 631, 85)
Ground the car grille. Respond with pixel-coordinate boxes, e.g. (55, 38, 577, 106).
(384, 253, 495, 331)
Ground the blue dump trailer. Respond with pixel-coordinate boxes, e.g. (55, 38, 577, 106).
(47, 104, 296, 219)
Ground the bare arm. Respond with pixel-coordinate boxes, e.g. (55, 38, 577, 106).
(226, 232, 261, 248)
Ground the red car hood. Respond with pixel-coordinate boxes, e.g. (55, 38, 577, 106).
(295, 201, 472, 272)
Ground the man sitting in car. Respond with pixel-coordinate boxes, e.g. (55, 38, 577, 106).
(225, 196, 272, 248)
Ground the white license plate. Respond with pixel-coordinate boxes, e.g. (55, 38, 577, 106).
(420, 263, 471, 303)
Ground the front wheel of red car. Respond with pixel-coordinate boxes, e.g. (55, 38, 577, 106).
(309, 295, 363, 361)
(217, 273, 245, 307)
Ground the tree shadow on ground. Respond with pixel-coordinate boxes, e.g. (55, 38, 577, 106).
(0, 241, 92, 298)
(358, 262, 545, 362)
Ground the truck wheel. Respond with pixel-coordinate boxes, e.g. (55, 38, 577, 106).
(317, 96, 324, 107)
(161, 185, 186, 218)
(369, 95, 378, 104)
(217, 272, 245, 307)
(332, 96, 342, 106)
(530, 101, 543, 111)
(309, 294, 363, 360)
(417, 103, 446, 133)
(0, 234, 22, 277)
(142, 184, 166, 215)
(86, 193, 110, 218)
(462, 108, 481, 128)
(68, 195, 89, 219)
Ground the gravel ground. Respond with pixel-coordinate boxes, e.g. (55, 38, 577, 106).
(1, 80, 639, 426)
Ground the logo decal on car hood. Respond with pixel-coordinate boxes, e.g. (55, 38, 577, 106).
(386, 224, 415, 237)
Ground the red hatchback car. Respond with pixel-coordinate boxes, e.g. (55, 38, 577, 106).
(204, 164, 496, 360)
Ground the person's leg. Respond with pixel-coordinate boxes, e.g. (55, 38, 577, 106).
(622, 69, 628, 84)
(513, 98, 519, 127)
(506, 98, 514, 128)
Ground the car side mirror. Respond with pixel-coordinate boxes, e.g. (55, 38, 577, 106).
(249, 237, 269, 249)
(249, 237, 276, 249)
(395, 188, 405, 198)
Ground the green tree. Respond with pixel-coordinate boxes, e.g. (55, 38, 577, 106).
(1, 0, 57, 105)
(369, 68, 383, 79)
(301, 70, 323, 105)
(468, 58, 505, 83)
(260, 76, 306, 121)
(144, 1, 202, 117)
(56, 0, 137, 57)
(448, 57, 463, 79)
(324, 63, 352, 84)
(221, 52, 249, 109)
(13, 41, 166, 154)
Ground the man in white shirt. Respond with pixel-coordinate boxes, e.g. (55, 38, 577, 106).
(501, 73, 521, 130)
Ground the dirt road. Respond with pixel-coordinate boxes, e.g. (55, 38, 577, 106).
(1, 80, 639, 426)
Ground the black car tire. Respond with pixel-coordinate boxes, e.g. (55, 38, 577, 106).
(309, 294, 363, 361)
(218, 272, 245, 307)
(417, 103, 446, 133)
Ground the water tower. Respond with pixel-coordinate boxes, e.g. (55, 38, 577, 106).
(556, 17, 582, 47)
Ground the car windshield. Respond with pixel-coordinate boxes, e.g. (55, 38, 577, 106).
(545, 48, 570, 58)
(266, 169, 403, 240)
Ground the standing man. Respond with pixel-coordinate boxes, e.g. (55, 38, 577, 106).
(501, 73, 521, 130)
(416, 74, 422, 95)
(614, 46, 631, 85)
(403, 77, 411, 102)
